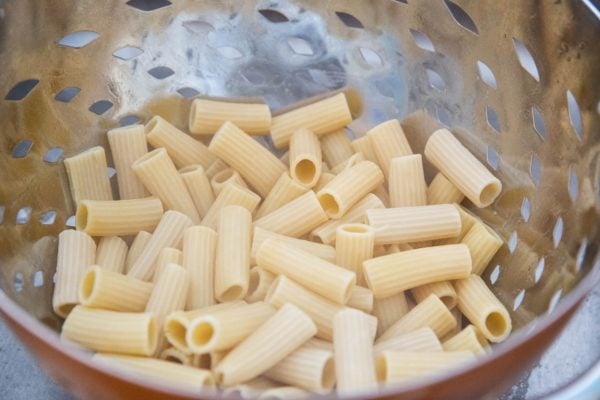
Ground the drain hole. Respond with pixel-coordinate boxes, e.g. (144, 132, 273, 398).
(148, 66, 175, 79)
(126, 0, 172, 12)
(113, 46, 143, 61)
(444, 0, 479, 34)
(5, 79, 39, 101)
(58, 31, 99, 48)
(12, 139, 33, 158)
(335, 11, 364, 29)
(89, 100, 114, 115)
(55, 87, 81, 102)
(258, 9, 289, 23)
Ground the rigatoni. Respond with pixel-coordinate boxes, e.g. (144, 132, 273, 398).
(153, 247, 182, 283)
(314, 172, 336, 192)
(201, 182, 261, 229)
(189, 98, 271, 135)
(372, 293, 410, 337)
(180, 165, 215, 218)
(251, 227, 336, 265)
(461, 222, 503, 275)
(214, 303, 317, 385)
(125, 231, 152, 273)
(160, 347, 195, 366)
(289, 128, 322, 188)
(373, 327, 442, 355)
(257, 239, 355, 304)
(205, 158, 229, 180)
(443, 325, 489, 355)
(389, 155, 427, 207)
(424, 129, 502, 207)
(52, 230, 96, 318)
(347, 286, 374, 313)
(331, 152, 365, 175)
(271, 93, 353, 149)
(132, 148, 200, 223)
(351, 136, 378, 164)
(427, 172, 464, 205)
(245, 266, 276, 303)
(376, 351, 475, 384)
(320, 129, 353, 168)
(64, 146, 113, 206)
(62, 306, 157, 356)
(254, 173, 309, 219)
(183, 226, 217, 309)
(412, 281, 458, 309)
(76, 197, 163, 237)
(210, 168, 247, 195)
(367, 120, 412, 178)
(209, 121, 286, 197)
(107, 124, 149, 199)
(335, 223, 374, 284)
(96, 236, 128, 273)
(454, 275, 512, 342)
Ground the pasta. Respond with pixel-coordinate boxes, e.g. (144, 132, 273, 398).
(201, 182, 261, 229)
(350, 136, 379, 164)
(64, 146, 113, 206)
(183, 226, 217, 309)
(76, 197, 164, 236)
(372, 293, 410, 337)
(412, 281, 458, 309)
(254, 173, 309, 219)
(441, 306, 464, 342)
(245, 266, 276, 303)
(436, 204, 480, 245)
(424, 129, 502, 207)
(346, 286, 374, 313)
(62, 306, 157, 356)
(373, 327, 442, 355)
(214, 303, 317, 386)
(210, 168, 248, 196)
(372, 185, 391, 208)
(205, 158, 229, 180)
(153, 247, 182, 283)
(314, 172, 336, 192)
(52, 230, 96, 318)
(208, 121, 286, 197)
(125, 231, 152, 273)
(330, 152, 365, 175)
(96, 236, 128, 273)
(320, 129, 353, 168)
(333, 309, 378, 395)
(389, 155, 427, 207)
(270, 93, 353, 149)
(186, 302, 275, 353)
(179, 165, 215, 218)
(461, 221, 503, 275)
(363, 244, 472, 298)
(222, 377, 279, 399)
(454, 275, 512, 342)
(215, 206, 252, 302)
(367, 119, 413, 179)
(289, 128, 322, 188)
(378, 294, 457, 342)
(442, 325, 489, 355)
(251, 227, 336, 265)
(258, 387, 310, 400)
(160, 346, 195, 366)
(335, 223, 375, 284)
(366, 204, 461, 245)
(145, 115, 216, 169)
(256, 239, 356, 304)
(311, 193, 384, 244)
(106, 124, 149, 199)
(427, 172, 464, 205)
(254, 191, 328, 238)
(317, 160, 384, 218)
(128, 211, 193, 281)
(79, 265, 153, 312)
(375, 351, 475, 384)
(189, 98, 271, 135)
(132, 148, 201, 223)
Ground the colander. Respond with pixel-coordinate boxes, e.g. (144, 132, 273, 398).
(0, 0, 599, 399)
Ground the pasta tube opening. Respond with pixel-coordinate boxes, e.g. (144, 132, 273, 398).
(322, 357, 336, 390)
(375, 355, 388, 382)
(79, 268, 97, 302)
(165, 318, 188, 351)
(189, 319, 216, 351)
(317, 193, 340, 216)
(485, 311, 509, 339)
(480, 181, 502, 206)
(220, 285, 245, 302)
(294, 159, 318, 186)
(75, 203, 89, 231)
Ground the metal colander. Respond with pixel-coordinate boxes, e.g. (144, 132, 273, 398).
(0, 0, 599, 399)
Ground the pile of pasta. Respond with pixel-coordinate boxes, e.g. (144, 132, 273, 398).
(54, 91, 510, 398)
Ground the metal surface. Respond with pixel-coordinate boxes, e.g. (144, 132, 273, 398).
(0, 0, 599, 398)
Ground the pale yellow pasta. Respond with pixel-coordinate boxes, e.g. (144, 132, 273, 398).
(52, 230, 96, 318)
(424, 129, 502, 207)
(125, 231, 152, 273)
(254, 191, 328, 238)
(189, 98, 271, 135)
(350, 136, 379, 164)
(314, 172, 336, 192)
(346, 286, 374, 313)
(372, 184, 391, 208)
(412, 281, 457, 309)
(258, 387, 311, 400)
(205, 158, 229, 180)
(183, 226, 217, 309)
(251, 227, 336, 265)
(215, 206, 252, 302)
(289, 128, 322, 188)
(317, 160, 384, 218)
(304, 338, 334, 352)
(222, 377, 279, 399)
(270, 93, 353, 149)
(93, 354, 214, 392)
(200, 182, 260, 229)
(389, 155, 427, 207)
(107, 124, 149, 199)
(160, 346, 194, 365)
(132, 148, 201, 223)
(210, 168, 248, 196)
(62, 306, 156, 356)
(373, 327, 442, 355)
(245, 266, 276, 303)
(179, 165, 215, 219)
(333, 308, 378, 395)
(186, 302, 275, 353)
(257, 239, 356, 304)
(209, 350, 228, 371)
(375, 351, 475, 384)
(311, 193, 384, 244)
(335, 223, 374, 285)
(254, 173, 309, 219)
(320, 129, 353, 168)
(96, 236, 128, 273)
(64, 146, 113, 206)
(330, 152, 365, 175)
(145, 115, 216, 169)
(427, 172, 464, 205)
(387, 243, 413, 253)
(454, 275, 512, 342)
(443, 325, 489, 355)
(128, 211, 193, 281)
(378, 295, 457, 342)
(440, 306, 464, 342)
(264, 341, 335, 393)
(265, 275, 343, 340)
(367, 119, 413, 179)
(208, 121, 286, 197)
(214, 303, 317, 386)
(79, 265, 153, 312)
(366, 204, 461, 245)
(461, 221, 503, 275)
(372, 293, 410, 337)
(153, 247, 182, 283)
(436, 204, 480, 245)
(364, 244, 471, 298)
(279, 151, 290, 165)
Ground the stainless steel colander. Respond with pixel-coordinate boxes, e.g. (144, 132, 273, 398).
(0, 0, 599, 399)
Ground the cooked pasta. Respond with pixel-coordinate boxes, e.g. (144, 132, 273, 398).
(427, 172, 465, 205)
(153, 247, 182, 283)
(205, 158, 229, 180)
(96, 236, 128, 273)
(251, 227, 336, 265)
(442, 325, 489, 355)
(350, 136, 379, 164)
(245, 266, 276, 303)
(64, 146, 113, 206)
(106, 124, 149, 200)
(160, 346, 195, 366)
(201, 182, 261, 229)
(376, 351, 475, 384)
(461, 221, 503, 275)
(372, 293, 410, 337)
(367, 119, 413, 179)
(179, 165, 215, 218)
(189, 98, 271, 135)
(289, 128, 322, 188)
(330, 152, 365, 175)
(389, 155, 427, 207)
(412, 281, 458, 309)
(346, 286, 374, 313)
(314, 172, 336, 192)
(125, 231, 152, 273)
(320, 129, 353, 168)
(254, 173, 309, 219)
(210, 168, 248, 195)
(258, 387, 311, 400)
(373, 327, 442, 355)
(183, 226, 217, 309)
(335, 223, 374, 284)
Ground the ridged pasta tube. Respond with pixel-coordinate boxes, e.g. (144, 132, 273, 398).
(179, 165, 215, 218)
(64, 146, 113, 206)
(367, 119, 413, 179)
(389, 155, 427, 207)
(96, 236, 128, 273)
(107, 124, 149, 199)
(289, 128, 322, 188)
(189, 98, 271, 135)
(427, 172, 464, 205)
(183, 226, 217, 309)
(254, 173, 308, 219)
